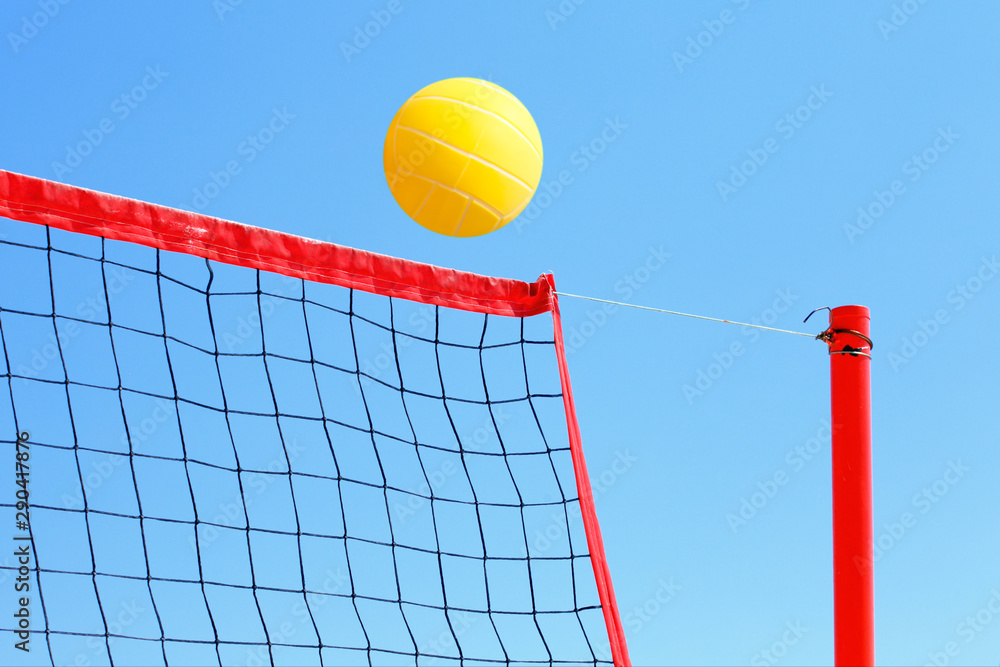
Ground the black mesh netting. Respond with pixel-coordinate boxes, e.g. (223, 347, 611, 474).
(0, 218, 614, 667)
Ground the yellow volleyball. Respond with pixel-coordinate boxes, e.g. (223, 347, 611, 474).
(383, 78, 544, 237)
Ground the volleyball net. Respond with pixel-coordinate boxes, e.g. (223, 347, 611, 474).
(0, 170, 629, 667)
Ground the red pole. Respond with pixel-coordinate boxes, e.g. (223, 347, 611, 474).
(827, 306, 874, 666)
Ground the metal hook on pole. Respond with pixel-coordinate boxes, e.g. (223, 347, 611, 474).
(805, 306, 874, 358)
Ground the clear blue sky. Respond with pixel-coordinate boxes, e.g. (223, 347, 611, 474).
(2, 2, 999, 665)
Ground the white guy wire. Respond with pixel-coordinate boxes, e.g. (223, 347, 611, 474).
(554, 291, 818, 338)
